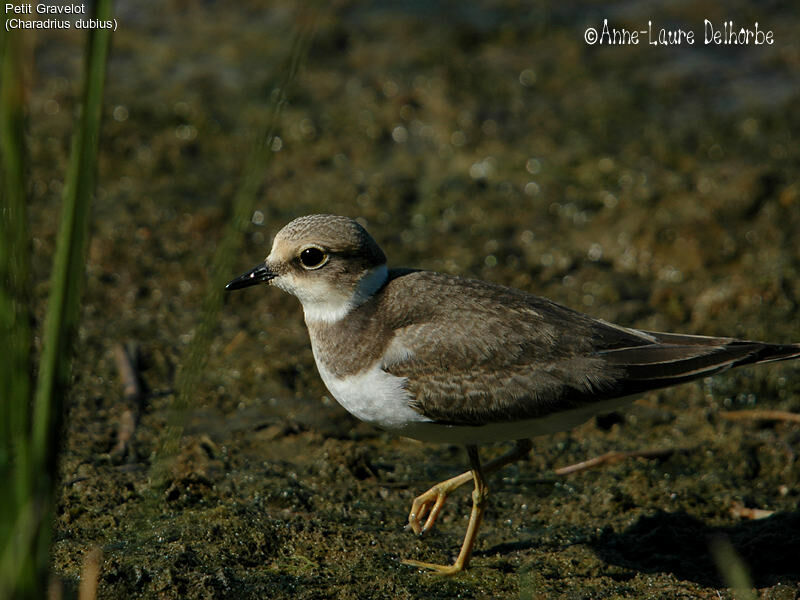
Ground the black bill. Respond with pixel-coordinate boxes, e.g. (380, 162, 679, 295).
(225, 263, 276, 291)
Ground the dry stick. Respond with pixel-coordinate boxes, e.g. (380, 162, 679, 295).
(544, 408, 800, 477)
(47, 578, 62, 600)
(555, 445, 782, 521)
(110, 343, 143, 460)
(554, 447, 683, 476)
(719, 410, 800, 424)
(729, 502, 775, 520)
(78, 547, 102, 600)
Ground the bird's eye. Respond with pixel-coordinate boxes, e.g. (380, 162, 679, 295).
(299, 247, 328, 269)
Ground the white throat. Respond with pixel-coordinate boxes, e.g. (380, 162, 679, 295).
(300, 264, 388, 324)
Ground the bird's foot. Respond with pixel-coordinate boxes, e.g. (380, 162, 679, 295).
(401, 558, 465, 576)
(407, 484, 450, 535)
(406, 469, 474, 535)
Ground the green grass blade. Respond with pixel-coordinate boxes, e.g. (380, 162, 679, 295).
(0, 17, 35, 600)
(32, 0, 113, 457)
(153, 8, 319, 484)
(0, 11, 32, 472)
(710, 535, 756, 600)
(14, 1, 113, 597)
(0, 5, 32, 435)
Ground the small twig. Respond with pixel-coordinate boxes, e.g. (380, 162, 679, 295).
(47, 577, 62, 600)
(223, 329, 247, 356)
(720, 410, 800, 424)
(554, 447, 684, 476)
(729, 502, 774, 520)
(115, 342, 142, 404)
(78, 547, 102, 600)
(110, 343, 143, 461)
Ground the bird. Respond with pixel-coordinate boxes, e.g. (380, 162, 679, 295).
(225, 213, 800, 575)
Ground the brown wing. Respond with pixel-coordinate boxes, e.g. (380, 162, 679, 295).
(381, 271, 800, 426)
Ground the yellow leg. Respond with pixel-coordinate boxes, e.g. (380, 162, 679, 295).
(406, 439, 532, 535)
(403, 445, 488, 575)
(403, 439, 533, 575)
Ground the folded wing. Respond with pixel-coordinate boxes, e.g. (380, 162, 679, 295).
(381, 272, 800, 426)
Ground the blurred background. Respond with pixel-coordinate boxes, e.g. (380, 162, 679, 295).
(8, 0, 800, 597)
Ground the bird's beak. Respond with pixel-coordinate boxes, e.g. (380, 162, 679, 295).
(225, 263, 276, 291)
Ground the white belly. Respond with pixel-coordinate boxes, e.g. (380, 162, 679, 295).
(313, 350, 635, 445)
(313, 357, 434, 434)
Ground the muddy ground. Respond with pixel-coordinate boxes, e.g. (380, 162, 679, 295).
(22, 0, 800, 597)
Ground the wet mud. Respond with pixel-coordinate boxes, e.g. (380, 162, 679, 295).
(23, 0, 800, 597)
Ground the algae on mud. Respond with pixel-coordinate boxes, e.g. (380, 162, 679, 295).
(18, 0, 800, 598)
